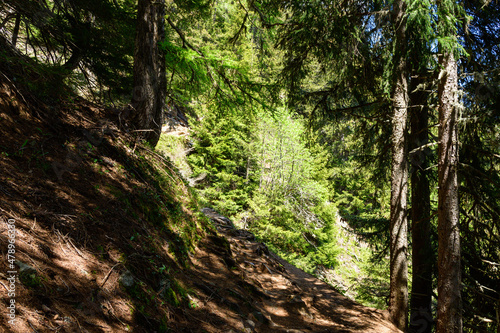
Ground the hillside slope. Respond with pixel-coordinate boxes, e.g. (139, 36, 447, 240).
(0, 75, 400, 332)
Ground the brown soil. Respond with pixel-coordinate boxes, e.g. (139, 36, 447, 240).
(191, 210, 401, 333)
(0, 73, 400, 333)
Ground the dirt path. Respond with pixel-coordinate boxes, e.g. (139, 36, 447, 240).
(192, 209, 401, 333)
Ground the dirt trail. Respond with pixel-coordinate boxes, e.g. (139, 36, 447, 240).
(194, 209, 401, 333)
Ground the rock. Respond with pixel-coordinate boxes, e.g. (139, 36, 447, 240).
(159, 278, 170, 288)
(201, 207, 213, 214)
(119, 270, 135, 288)
(15, 260, 36, 275)
(158, 278, 171, 297)
(235, 229, 255, 240)
(41, 304, 52, 313)
(243, 319, 256, 331)
(201, 208, 235, 229)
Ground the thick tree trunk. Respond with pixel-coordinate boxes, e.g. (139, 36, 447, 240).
(409, 74, 433, 333)
(389, 0, 409, 330)
(131, 0, 166, 147)
(436, 49, 462, 333)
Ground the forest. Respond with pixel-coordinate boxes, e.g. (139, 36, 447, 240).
(0, 0, 499, 332)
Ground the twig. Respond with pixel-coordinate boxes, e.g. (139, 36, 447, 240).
(481, 259, 500, 266)
(58, 241, 68, 255)
(105, 299, 127, 326)
(0, 70, 29, 106)
(72, 315, 84, 333)
(58, 277, 70, 294)
(28, 320, 39, 333)
(181, 308, 212, 326)
(262, 263, 274, 275)
(54, 230, 68, 255)
(0, 280, 9, 292)
(67, 237, 85, 258)
(56, 229, 85, 258)
(100, 263, 121, 288)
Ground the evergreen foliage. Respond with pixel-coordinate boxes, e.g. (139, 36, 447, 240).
(188, 108, 258, 216)
(188, 105, 342, 273)
(2, 0, 499, 329)
(161, 0, 275, 116)
(1, 0, 136, 100)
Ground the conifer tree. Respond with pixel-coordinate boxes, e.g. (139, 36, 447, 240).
(130, 0, 167, 146)
(436, 0, 462, 331)
(1, 0, 136, 98)
(388, 0, 409, 329)
(407, 1, 435, 331)
(459, 1, 500, 329)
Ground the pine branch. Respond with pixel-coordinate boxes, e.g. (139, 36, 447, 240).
(166, 16, 205, 57)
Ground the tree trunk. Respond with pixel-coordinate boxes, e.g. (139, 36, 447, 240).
(389, 0, 409, 330)
(436, 47, 462, 333)
(130, 0, 166, 147)
(62, 49, 83, 72)
(497, 299, 500, 333)
(409, 73, 433, 333)
(11, 12, 21, 46)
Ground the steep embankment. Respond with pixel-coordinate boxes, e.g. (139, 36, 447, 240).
(0, 74, 206, 332)
(0, 75, 400, 332)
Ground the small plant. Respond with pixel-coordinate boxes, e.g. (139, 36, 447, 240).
(20, 273, 43, 289)
(164, 287, 180, 307)
(130, 232, 140, 241)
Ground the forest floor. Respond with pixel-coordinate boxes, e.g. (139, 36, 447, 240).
(0, 72, 401, 332)
(194, 209, 401, 333)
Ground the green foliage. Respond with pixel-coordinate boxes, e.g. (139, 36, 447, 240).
(156, 134, 192, 176)
(354, 254, 390, 309)
(2, 0, 136, 100)
(190, 106, 342, 274)
(5, 0, 498, 323)
(255, 108, 328, 207)
(162, 0, 274, 115)
(19, 272, 43, 289)
(188, 108, 258, 216)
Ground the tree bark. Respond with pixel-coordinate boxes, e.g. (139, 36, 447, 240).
(436, 47, 462, 333)
(131, 0, 166, 147)
(389, 0, 409, 330)
(11, 12, 21, 46)
(409, 73, 433, 333)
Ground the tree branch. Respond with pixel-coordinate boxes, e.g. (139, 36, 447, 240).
(166, 16, 205, 57)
